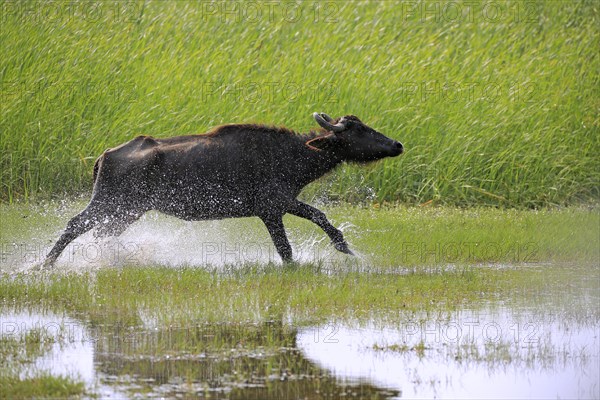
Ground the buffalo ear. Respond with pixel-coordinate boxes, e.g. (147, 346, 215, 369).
(305, 134, 337, 152)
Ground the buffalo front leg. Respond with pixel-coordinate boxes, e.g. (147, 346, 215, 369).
(288, 200, 354, 255)
(43, 205, 101, 267)
(260, 215, 293, 262)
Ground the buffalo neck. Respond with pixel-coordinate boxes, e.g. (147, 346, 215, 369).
(288, 133, 343, 188)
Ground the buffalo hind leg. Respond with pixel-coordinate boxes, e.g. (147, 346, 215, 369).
(288, 200, 353, 255)
(260, 215, 293, 262)
(43, 204, 104, 267)
(95, 211, 143, 239)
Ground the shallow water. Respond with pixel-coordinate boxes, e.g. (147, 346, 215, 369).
(298, 308, 600, 399)
(1, 304, 598, 399)
(0, 310, 128, 398)
(1, 204, 598, 398)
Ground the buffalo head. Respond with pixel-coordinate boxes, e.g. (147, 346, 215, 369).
(308, 113, 403, 162)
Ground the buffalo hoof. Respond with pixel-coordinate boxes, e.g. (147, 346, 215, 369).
(334, 241, 354, 256)
(39, 257, 56, 270)
(30, 261, 49, 272)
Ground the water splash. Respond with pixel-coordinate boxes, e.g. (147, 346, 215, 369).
(5, 210, 364, 273)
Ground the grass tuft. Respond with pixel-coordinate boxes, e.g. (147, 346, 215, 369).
(0, 375, 86, 400)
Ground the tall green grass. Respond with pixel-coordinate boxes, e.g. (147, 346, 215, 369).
(1, 1, 598, 206)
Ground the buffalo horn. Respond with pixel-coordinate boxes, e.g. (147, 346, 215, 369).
(313, 112, 345, 133)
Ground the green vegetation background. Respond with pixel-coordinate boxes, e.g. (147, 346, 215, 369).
(1, 1, 598, 206)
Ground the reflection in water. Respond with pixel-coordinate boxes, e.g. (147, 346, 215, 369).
(0, 311, 398, 399)
(2, 306, 598, 399)
(0, 311, 126, 399)
(298, 309, 600, 399)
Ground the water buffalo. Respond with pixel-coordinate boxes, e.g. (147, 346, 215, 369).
(43, 113, 403, 266)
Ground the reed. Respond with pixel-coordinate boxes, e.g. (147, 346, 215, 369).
(1, 1, 598, 206)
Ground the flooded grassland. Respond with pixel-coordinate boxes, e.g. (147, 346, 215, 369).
(1, 203, 598, 399)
